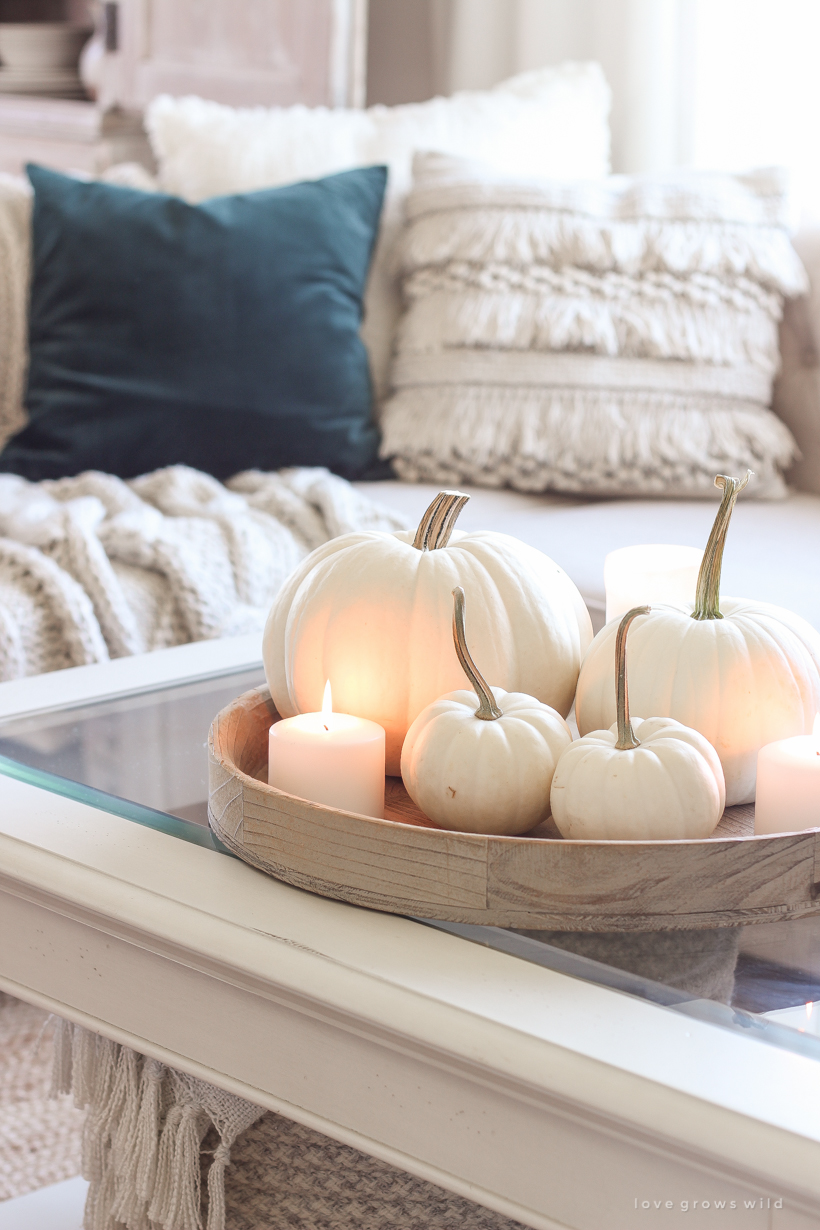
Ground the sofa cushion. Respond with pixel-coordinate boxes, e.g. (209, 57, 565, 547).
(0, 163, 387, 482)
(145, 64, 612, 409)
(378, 152, 806, 500)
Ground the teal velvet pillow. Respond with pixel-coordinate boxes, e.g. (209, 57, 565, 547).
(0, 163, 387, 481)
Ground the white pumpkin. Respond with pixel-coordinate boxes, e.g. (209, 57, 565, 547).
(401, 587, 572, 834)
(576, 473, 820, 805)
(551, 606, 726, 840)
(265, 490, 592, 774)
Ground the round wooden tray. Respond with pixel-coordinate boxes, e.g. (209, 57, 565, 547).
(207, 688, 820, 931)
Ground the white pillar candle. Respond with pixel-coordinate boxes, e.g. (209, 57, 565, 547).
(269, 682, 385, 819)
(604, 544, 704, 624)
(754, 719, 820, 835)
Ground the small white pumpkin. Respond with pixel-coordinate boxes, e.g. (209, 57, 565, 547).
(575, 473, 820, 805)
(401, 587, 572, 835)
(551, 605, 726, 841)
(550, 607, 722, 841)
(265, 489, 592, 774)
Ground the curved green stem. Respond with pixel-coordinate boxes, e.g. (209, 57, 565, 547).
(452, 587, 502, 721)
(412, 491, 470, 551)
(615, 605, 650, 751)
(691, 471, 752, 620)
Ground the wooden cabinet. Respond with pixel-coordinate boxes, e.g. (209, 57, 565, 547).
(0, 94, 147, 175)
(0, 0, 367, 177)
(100, 0, 367, 110)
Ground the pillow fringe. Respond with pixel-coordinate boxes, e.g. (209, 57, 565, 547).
(380, 385, 795, 499)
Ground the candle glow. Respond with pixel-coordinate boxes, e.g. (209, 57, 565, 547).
(754, 713, 820, 835)
(268, 679, 386, 818)
(604, 544, 703, 624)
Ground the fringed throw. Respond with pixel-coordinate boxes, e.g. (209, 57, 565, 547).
(50, 1020, 265, 1230)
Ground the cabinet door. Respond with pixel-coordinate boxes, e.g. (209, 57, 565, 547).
(100, 0, 367, 110)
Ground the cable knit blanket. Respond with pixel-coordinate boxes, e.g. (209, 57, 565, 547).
(0, 465, 408, 682)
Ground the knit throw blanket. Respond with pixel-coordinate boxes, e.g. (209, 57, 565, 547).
(0, 465, 408, 682)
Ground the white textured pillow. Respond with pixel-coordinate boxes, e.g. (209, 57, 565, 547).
(145, 64, 611, 406)
(379, 152, 808, 499)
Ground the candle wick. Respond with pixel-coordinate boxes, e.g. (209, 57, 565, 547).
(323, 724, 329, 732)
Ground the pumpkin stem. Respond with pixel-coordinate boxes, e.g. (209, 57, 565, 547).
(413, 491, 470, 551)
(691, 471, 752, 621)
(452, 587, 503, 721)
(615, 605, 650, 751)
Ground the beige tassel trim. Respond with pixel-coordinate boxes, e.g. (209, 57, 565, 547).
(397, 286, 780, 375)
(47, 1019, 265, 1230)
(398, 185, 806, 298)
(379, 385, 797, 499)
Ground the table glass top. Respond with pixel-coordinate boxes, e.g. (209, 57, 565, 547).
(1, 662, 818, 1062)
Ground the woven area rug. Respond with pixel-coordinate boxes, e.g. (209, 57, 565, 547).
(0, 991, 83, 1200)
(49, 1015, 530, 1230)
(200, 1112, 528, 1230)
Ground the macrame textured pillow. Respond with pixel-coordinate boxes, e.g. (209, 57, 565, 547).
(380, 153, 808, 499)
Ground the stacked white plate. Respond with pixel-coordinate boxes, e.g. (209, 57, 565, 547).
(0, 23, 92, 99)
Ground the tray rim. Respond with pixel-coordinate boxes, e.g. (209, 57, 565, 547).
(213, 685, 816, 849)
(207, 686, 820, 931)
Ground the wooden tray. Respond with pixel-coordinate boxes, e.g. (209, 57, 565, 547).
(207, 688, 820, 932)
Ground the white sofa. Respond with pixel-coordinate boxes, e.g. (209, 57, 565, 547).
(0, 64, 817, 673)
(357, 480, 820, 635)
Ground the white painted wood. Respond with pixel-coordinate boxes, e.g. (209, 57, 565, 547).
(99, 0, 366, 111)
(0, 1178, 88, 1230)
(0, 631, 262, 721)
(0, 2, 367, 177)
(1, 646, 820, 1227)
(331, 0, 368, 107)
(0, 94, 148, 176)
(0, 96, 100, 144)
(2, 771, 820, 1222)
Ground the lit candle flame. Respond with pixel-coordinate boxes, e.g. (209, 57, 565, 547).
(322, 680, 333, 716)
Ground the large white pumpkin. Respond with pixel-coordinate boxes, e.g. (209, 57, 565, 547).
(265, 491, 592, 774)
(576, 474, 820, 805)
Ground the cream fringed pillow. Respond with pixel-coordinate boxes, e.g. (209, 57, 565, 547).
(379, 153, 808, 498)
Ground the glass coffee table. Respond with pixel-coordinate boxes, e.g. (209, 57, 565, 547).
(0, 638, 818, 1229)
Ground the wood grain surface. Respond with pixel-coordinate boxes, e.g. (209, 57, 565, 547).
(208, 688, 820, 931)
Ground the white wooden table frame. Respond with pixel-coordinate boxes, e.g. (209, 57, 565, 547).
(0, 637, 819, 1230)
